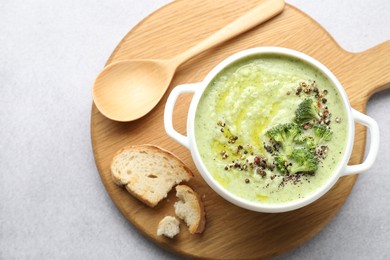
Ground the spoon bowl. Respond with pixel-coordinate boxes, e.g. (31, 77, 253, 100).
(93, 60, 174, 121)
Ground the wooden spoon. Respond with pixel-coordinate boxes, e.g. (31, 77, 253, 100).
(93, 0, 285, 122)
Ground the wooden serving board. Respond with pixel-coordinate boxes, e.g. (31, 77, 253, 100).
(91, 1, 390, 259)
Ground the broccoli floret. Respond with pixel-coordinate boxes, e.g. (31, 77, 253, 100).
(265, 123, 302, 155)
(274, 153, 289, 175)
(295, 135, 316, 151)
(313, 124, 333, 145)
(287, 148, 318, 174)
(305, 136, 316, 151)
(295, 99, 321, 125)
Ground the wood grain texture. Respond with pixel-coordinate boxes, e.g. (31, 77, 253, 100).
(91, 1, 390, 259)
(92, 0, 284, 122)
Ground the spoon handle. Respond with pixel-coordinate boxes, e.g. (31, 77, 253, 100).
(171, 0, 285, 67)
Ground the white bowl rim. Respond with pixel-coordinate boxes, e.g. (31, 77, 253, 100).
(185, 47, 355, 213)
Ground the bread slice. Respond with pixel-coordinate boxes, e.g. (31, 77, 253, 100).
(174, 185, 206, 234)
(157, 216, 180, 238)
(110, 145, 193, 207)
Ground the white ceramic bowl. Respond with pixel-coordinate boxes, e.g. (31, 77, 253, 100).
(164, 47, 379, 213)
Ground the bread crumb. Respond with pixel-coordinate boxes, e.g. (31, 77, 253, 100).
(157, 216, 180, 238)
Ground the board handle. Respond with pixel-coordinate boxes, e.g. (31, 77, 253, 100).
(164, 83, 200, 149)
(353, 40, 390, 98)
(342, 109, 380, 176)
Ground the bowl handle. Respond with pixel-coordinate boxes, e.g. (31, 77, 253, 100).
(342, 109, 380, 176)
(164, 83, 200, 149)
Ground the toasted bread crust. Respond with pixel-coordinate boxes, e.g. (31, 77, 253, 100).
(111, 145, 193, 207)
(175, 185, 206, 234)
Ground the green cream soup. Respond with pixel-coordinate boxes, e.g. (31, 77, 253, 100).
(195, 54, 348, 204)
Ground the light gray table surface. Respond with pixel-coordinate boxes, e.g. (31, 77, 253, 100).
(1, 0, 389, 259)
